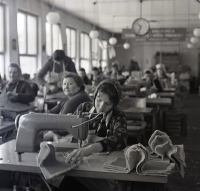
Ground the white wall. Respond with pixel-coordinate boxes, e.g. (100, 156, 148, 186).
(115, 34, 199, 84)
(2, 0, 111, 77)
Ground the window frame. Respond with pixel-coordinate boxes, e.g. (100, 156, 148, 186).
(0, 3, 6, 76)
(46, 22, 63, 56)
(100, 39, 108, 69)
(17, 10, 39, 77)
(91, 38, 99, 68)
(80, 32, 91, 73)
(66, 26, 77, 61)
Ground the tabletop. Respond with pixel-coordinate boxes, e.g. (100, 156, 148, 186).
(147, 98, 172, 106)
(0, 119, 15, 134)
(119, 107, 153, 114)
(156, 92, 176, 98)
(0, 140, 169, 184)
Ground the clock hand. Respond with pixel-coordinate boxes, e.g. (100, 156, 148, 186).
(137, 24, 142, 33)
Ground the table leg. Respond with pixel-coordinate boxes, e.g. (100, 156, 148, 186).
(130, 181, 165, 191)
(118, 180, 127, 191)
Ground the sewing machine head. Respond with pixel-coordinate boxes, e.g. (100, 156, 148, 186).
(15, 113, 89, 154)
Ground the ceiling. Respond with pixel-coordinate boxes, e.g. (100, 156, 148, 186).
(44, 0, 200, 34)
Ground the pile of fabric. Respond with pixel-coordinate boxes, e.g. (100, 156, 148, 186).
(103, 130, 186, 177)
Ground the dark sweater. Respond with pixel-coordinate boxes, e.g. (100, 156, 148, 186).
(50, 90, 92, 114)
(5, 80, 35, 104)
(37, 56, 77, 86)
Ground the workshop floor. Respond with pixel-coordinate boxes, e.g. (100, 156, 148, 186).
(162, 94, 200, 191)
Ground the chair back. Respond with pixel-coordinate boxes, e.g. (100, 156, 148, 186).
(118, 97, 146, 110)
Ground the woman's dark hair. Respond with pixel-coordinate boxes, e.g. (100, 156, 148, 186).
(79, 68, 86, 73)
(53, 50, 65, 61)
(62, 72, 85, 91)
(8, 63, 22, 75)
(97, 83, 118, 105)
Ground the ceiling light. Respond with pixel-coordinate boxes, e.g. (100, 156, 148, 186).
(89, 30, 99, 39)
(89, 2, 99, 39)
(46, 12, 60, 24)
(193, 28, 200, 37)
(123, 42, 130, 49)
(109, 37, 117, 45)
(187, 43, 193, 49)
(190, 37, 199, 44)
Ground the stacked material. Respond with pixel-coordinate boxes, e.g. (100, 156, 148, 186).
(102, 143, 174, 176)
(103, 130, 186, 177)
(148, 130, 186, 177)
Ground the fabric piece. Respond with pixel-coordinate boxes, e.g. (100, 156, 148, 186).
(148, 130, 186, 177)
(37, 142, 78, 181)
(102, 143, 174, 176)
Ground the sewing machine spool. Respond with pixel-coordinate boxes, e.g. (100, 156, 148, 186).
(15, 113, 89, 160)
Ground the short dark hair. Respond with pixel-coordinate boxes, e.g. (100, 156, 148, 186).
(97, 83, 118, 105)
(62, 72, 85, 91)
(79, 68, 86, 72)
(92, 67, 99, 72)
(53, 50, 65, 61)
(8, 63, 22, 75)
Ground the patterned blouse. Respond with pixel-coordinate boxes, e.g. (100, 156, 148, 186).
(74, 102, 128, 152)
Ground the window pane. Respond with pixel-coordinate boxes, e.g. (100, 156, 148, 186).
(46, 22, 52, 56)
(80, 33, 84, 58)
(20, 56, 37, 78)
(0, 6, 4, 52)
(66, 28, 71, 56)
(71, 29, 76, 58)
(85, 34, 90, 59)
(92, 60, 98, 67)
(27, 15, 37, 54)
(17, 12, 26, 54)
(92, 39, 98, 60)
(80, 59, 90, 74)
(102, 40, 107, 61)
(0, 54, 4, 76)
(52, 25, 62, 52)
(101, 61, 107, 69)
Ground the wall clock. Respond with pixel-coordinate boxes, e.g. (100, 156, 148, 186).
(132, 18, 150, 36)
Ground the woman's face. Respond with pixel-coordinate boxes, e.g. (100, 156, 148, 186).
(9, 67, 20, 82)
(156, 68, 163, 77)
(95, 91, 114, 113)
(62, 77, 80, 97)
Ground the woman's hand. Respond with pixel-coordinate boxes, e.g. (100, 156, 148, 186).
(6, 91, 18, 102)
(65, 143, 103, 164)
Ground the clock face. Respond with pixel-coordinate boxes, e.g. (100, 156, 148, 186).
(132, 18, 150, 36)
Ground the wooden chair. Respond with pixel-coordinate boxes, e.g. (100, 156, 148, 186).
(118, 98, 147, 144)
(164, 110, 187, 136)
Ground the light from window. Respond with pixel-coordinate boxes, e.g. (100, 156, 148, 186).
(46, 22, 63, 56)
(0, 55, 4, 76)
(17, 12, 26, 54)
(66, 28, 76, 59)
(0, 4, 5, 76)
(102, 40, 107, 61)
(80, 33, 90, 73)
(0, 5, 4, 53)
(17, 11, 38, 77)
(80, 59, 90, 74)
(27, 15, 37, 54)
(20, 56, 37, 78)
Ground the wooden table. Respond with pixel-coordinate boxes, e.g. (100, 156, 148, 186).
(163, 88, 176, 92)
(0, 119, 15, 144)
(147, 98, 172, 131)
(156, 92, 175, 107)
(0, 140, 169, 191)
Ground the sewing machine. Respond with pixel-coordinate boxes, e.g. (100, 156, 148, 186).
(15, 113, 89, 161)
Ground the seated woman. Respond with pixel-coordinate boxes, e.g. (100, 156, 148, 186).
(2, 63, 35, 104)
(50, 72, 92, 114)
(44, 72, 92, 141)
(59, 79, 128, 191)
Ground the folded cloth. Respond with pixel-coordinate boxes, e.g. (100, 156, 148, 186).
(37, 142, 78, 181)
(102, 143, 175, 176)
(148, 130, 186, 177)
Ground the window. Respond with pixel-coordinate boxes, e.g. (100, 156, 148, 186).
(17, 11, 38, 78)
(0, 4, 5, 77)
(101, 40, 108, 69)
(92, 38, 99, 67)
(80, 33, 90, 73)
(66, 27, 76, 63)
(46, 22, 63, 57)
